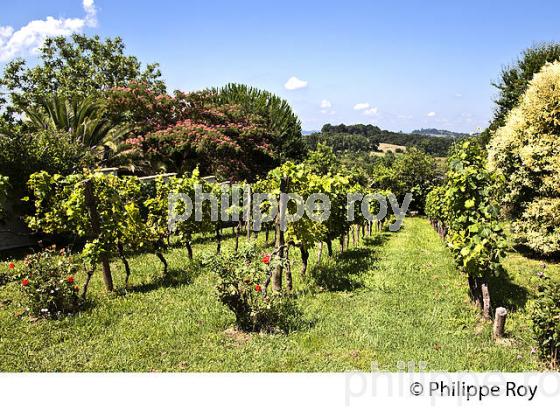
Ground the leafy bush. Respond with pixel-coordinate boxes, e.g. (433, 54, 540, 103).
(208, 245, 303, 333)
(512, 198, 560, 256)
(488, 43, 560, 135)
(0, 128, 92, 199)
(530, 275, 560, 365)
(425, 185, 447, 222)
(371, 147, 441, 213)
(488, 61, 560, 256)
(19, 247, 82, 318)
(424, 140, 507, 318)
(26, 170, 154, 291)
(0, 260, 22, 286)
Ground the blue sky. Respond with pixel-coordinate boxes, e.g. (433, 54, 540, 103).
(1, 1, 560, 132)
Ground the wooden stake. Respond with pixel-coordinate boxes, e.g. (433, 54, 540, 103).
(83, 179, 113, 292)
(246, 185, 252, 240)
(272, 177, 288, 291)
(493, 307, 507, 339)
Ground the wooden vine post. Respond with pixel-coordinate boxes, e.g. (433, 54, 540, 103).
(493, 307, 507, 339)
(272, 176, 288, 291)
(245, 184, 252, 240)
(83, 179, 114, 292)
(480, 277, 492, 320)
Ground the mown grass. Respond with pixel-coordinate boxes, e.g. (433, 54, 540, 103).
(0, 218, 549, 371)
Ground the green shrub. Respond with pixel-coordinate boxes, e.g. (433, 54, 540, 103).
(0, 260, 22, 286)
(0, 128, 92, 199)
(19, 247, 83, 318)
(424, 140, 507, 318)
(530, 275, 560, 365)
(208, 245, 303, 333)
(488, 61, 560, 256)
(511, 198, 560, 256)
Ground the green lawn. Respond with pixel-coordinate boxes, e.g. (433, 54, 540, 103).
(0, 218, 548, 371)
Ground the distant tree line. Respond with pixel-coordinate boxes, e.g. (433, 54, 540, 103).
(306, 123, 457, 156)
(411, 128, 471, 139)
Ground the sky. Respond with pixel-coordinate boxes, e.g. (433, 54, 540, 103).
(1, 1, 560, 133)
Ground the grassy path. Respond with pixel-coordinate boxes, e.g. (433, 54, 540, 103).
(0, 218, 541, 371)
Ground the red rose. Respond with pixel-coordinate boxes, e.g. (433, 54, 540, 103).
(66, 276, 75, 284)
(8, 262, 15, 270)
(255, 284, 262, 292)
(21, 278, 30, 287)
(261, 254, 271, 265)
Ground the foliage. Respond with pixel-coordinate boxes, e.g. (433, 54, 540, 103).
(144, 170, 215, 258)
(19, 247, 82, 318)
(424, 140, 508, 319)
(0, 34, 164, 119)
(22, 94, 131, 163)
(303, 143, 340, 175)
(529, 274, 560, 364)
(0, 126, 93, 198)
(306, 132, 379, 154)
(0, 260, 20, 287)
(488, 61, 560, 256)
(438, 140, 507, 278)
(106, 83, 305, 180)
(211, 83, 307, 162)
(258, 149, 359, 248)
(142, 113, 272, 180)
(425, 185, 448, 223)
(26, 171, 147, 267)
(371, 148, 442, 212)
(114, 88, 279, 180)
(412, 128, 471, 139)
(487, 42, 560, 138)
(208, 245, 303, 333)
(254, 161, 329, 251)
(106, 81, 182, 135)
(310, 123, 456, 156)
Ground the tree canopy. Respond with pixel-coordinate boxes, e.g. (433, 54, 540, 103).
(488, 61, 560, 256)
(480, 42, 560, 144)
(0, 34, 165, 121)
(308, 123, 456, 156)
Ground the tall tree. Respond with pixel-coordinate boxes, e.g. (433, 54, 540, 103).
(0, 34, 165, 120)
(210, 83, 307, 162)
(480, 43, 560, 145)
(488, 61, 560, 256)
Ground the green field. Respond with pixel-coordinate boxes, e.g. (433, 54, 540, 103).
(0, 218, 552, 371)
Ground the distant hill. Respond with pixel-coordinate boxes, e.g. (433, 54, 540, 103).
(411, 128, 471, 138)
(302, 130, 319, 136)
(305, 123, 461, 156)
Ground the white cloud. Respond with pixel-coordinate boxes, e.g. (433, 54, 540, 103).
(455, 93, 463, 98)
(427, 111, 436, 117)
(353, 102, 370, 110)
(0, 0, 98, 61)
(83, 0, 98, 27)
(284, 76, 308, 90)
(320, 99, 332, 109)
(320, 109, 336, 115)
(363, 107, 378, 116)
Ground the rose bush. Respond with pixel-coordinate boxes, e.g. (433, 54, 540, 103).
(0, 260, 22, 286)
(19, 247, 83, 318)
(207, 245, 303, 333)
